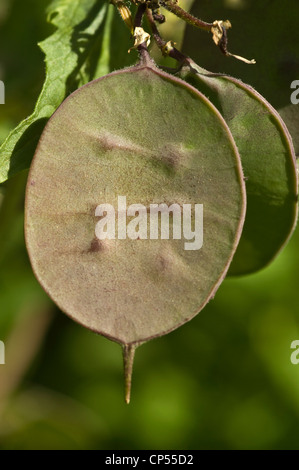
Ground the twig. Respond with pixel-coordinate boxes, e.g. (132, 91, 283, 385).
(146, 7, 189, 65)
(160, 0, 213, 32)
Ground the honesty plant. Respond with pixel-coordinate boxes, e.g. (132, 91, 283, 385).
(1, 0, 297, 402)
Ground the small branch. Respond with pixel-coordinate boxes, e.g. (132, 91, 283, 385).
(132, 4, 155, 67)
(146, 7, 189, 65)
(160, 0, 213, 32)
(134, 2, 147, 29)
(148, 6, 255, 66)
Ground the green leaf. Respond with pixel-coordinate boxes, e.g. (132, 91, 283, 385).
(25, 61, 246, 400)
(0, 0, 109, 184)
(180, 62, 298, 275)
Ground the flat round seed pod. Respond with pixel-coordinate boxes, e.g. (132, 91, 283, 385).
(279, 104, 299, 159)
(180, 63, 298, 275)
(25, 61, 245, 350)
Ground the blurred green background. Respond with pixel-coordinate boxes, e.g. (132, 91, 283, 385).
(0, 0, 299, 450)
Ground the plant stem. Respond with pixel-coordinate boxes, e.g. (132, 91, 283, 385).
(134, 4, 155, 67)
(161, 1, 213, 32)
(146, 7, 189, 64)
(134, 2, 147, 29)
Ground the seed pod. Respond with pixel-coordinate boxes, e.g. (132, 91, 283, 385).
(279, 104, 299, 159)
(180, 62, 298, 275)
(25, 59, 246, 401)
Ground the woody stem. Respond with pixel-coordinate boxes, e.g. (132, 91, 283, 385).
(146, 7, 189, 64)
(160, 1, 213, 32)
